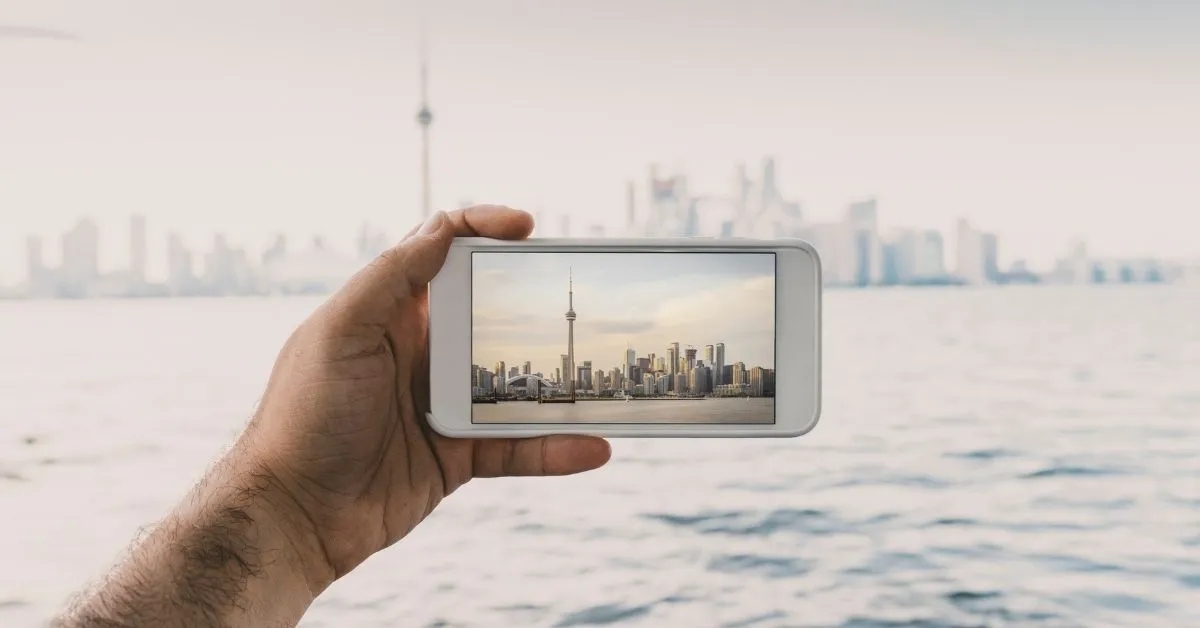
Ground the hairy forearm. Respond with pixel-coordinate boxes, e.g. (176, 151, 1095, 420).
(55, 453, 330, 627)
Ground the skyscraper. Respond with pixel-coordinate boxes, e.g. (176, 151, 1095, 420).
(685, 347, 697, 372)
(565, 268, 577, 401)
(848, 199, 882, 286)
(955, 219, 987, 285)
(714, 343, 725, 386)
(522, 361, 531, 375)
(560, 354, 570, 386)
(668, 343, 679, 378)
(625, 347, 636, 378)
(732, 362, 747, 386)
(167, 233, 194, 294)
(61, 217, 100, 296)
(494, 361, 507, 394)
(982, 233, 1000, 282)
(704, 345, 714, 371)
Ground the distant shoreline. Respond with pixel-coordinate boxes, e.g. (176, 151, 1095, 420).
(0, 280, 1184, 303)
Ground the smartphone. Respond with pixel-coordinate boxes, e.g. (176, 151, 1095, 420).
(427, 238, 822, 438)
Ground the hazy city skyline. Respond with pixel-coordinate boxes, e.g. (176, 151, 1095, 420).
(472, 252, 775, 378)
(4, 1, 1200, 284)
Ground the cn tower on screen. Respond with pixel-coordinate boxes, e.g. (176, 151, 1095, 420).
(566, 268, 577, 401)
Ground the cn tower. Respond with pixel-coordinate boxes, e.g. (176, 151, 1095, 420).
(416, 25, 434, 219)
(566, 267, 577, 402)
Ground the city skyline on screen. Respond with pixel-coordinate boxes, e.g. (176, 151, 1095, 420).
(471, 252, 775, 380)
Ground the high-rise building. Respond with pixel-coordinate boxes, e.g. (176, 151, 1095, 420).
(625, 347, 637, 378)
(689, 365, 711, 395)
(655, 356, 667, 372)
(668, 343, 680, 378)
(847, 199, 883, 286)
(982, 233, 1000, 282)
(714, 343, 725, 386)
(60, 217, 100, 296)
(918, 230, 946, 278)
(704, 345, 714, 373)
(685, 348, 697, 372)
(749, 367, 775, 397)
(674, 372, 687, 395)
(494, 361, 507, 394)
(167, 233, 194, 293)
(636, 357, 651, 372)
(609, 368, 622, 392)
(578, 360, 593, 392)
(560, 355, 570, 386)
(522, 361, 531, 375)
(955, 219, 988, 285)
(129, 214, 147, 284)
(642, 373, 655, 396)
(732, 362, 747, 386)
(509, 366, 519, 379)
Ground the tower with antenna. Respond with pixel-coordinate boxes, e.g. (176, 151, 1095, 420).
(416, 24, 434, 219)
(565, 268, 577, 402)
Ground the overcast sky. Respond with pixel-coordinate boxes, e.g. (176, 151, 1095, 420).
(472, 252, 775, 376)
(2, 0, 1198, 282)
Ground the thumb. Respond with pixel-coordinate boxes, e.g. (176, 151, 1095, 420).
(397, 210, 456, 289)
(322, 211, 453, 331)
(324, 205, 532, 332)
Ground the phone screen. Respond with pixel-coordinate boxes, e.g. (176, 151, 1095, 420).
(469, 251, 776, 424)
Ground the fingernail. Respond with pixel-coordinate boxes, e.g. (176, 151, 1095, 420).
(417, 211, 446, 236)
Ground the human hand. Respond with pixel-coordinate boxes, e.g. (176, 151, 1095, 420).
(238, 205, 611, 593)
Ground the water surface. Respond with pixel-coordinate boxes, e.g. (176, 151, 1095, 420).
(1, 285, 1198, 627)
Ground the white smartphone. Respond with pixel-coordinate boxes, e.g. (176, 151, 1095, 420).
(427, 238, 822, 438)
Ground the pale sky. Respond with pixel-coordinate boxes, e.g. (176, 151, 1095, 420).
(472, 252, 775, 377)
(2, 0, 1199, 283)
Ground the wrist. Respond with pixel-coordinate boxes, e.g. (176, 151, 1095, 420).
(220, 452, 338, 600)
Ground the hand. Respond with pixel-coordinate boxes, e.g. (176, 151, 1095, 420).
(239, 205, 611, 592)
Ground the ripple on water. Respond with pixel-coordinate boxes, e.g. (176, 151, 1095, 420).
(720, 610, 789, 627)
(920, 517, 979, 528)
(642, 508, 848, 537)
(843, 551, 941, 576)
(552, 602, 654, 627)
(1020, 465, 1129, 479)
(707, 553, 813, 579)
(838, 617, 975, 628)
(944, 448, 1021, 461)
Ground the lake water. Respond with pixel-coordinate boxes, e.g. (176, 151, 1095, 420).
(474, 398, 775, 423)
(1, 285, 1198, 627)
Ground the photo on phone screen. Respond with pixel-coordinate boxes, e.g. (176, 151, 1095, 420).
(470, 251, 776, 424)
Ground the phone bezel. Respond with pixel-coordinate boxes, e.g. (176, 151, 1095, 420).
(428, 238, 822, 438)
